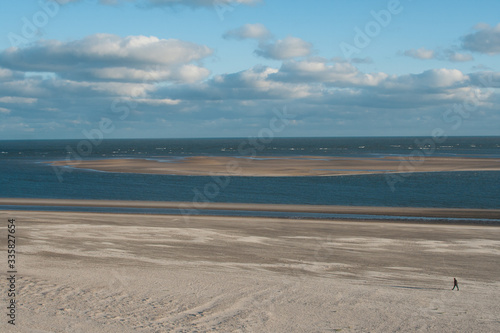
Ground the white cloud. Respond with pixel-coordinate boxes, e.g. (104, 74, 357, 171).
(383, 68, 468, 90)
(223, 23, 271, 40)
(462, 23, 500, 54)
(0, 34, 212, 84)
(255, 36, 313, 60)
(81, 64, 209, 83)
(446, 51, 474, 62)
(425, 68, 468, 86)
(0, 96, 37, 104)
(1, 34, 212, 69)
(213, 65, 313, 99)
(174, 64, 211, 83)
(403, 47, 435, 59)
(271, 59, 388, 87)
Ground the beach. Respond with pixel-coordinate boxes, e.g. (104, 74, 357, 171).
(1, 0, 499, 330)
(49, 155, 500, 177)
(1, 204, 499, 332)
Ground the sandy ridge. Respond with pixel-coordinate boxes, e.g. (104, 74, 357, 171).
(1, 198, 500, 220)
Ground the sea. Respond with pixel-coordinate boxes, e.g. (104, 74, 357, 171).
(1, 136, 499, 221)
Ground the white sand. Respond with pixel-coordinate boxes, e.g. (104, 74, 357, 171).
(1, 210, 499, 332)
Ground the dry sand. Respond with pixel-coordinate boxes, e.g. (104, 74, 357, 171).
(49, 155, 500, 177)
(1, 209, 499, 332)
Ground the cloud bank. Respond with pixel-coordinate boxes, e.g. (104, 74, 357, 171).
(1, 20, 499, 138)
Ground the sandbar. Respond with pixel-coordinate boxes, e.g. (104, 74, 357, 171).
(1, 198, 500, 220)
(50, 155, 500, 177)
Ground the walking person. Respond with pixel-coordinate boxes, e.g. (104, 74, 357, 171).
(452, 278, 459, 291)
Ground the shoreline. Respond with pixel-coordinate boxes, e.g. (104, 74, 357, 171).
(1, 198, 500, 221)
(48, 155, 500, 177)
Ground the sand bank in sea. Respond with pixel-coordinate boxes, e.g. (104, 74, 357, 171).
(1, 198, 500, 220)
(49, 155, 500, 177)
(0, 210, 499, 332)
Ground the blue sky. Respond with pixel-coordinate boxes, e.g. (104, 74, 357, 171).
(0, 0, 499, 139)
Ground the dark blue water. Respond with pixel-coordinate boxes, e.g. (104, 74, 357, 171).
(2, 136, 500, 158)
(1, 137, 499, 209)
